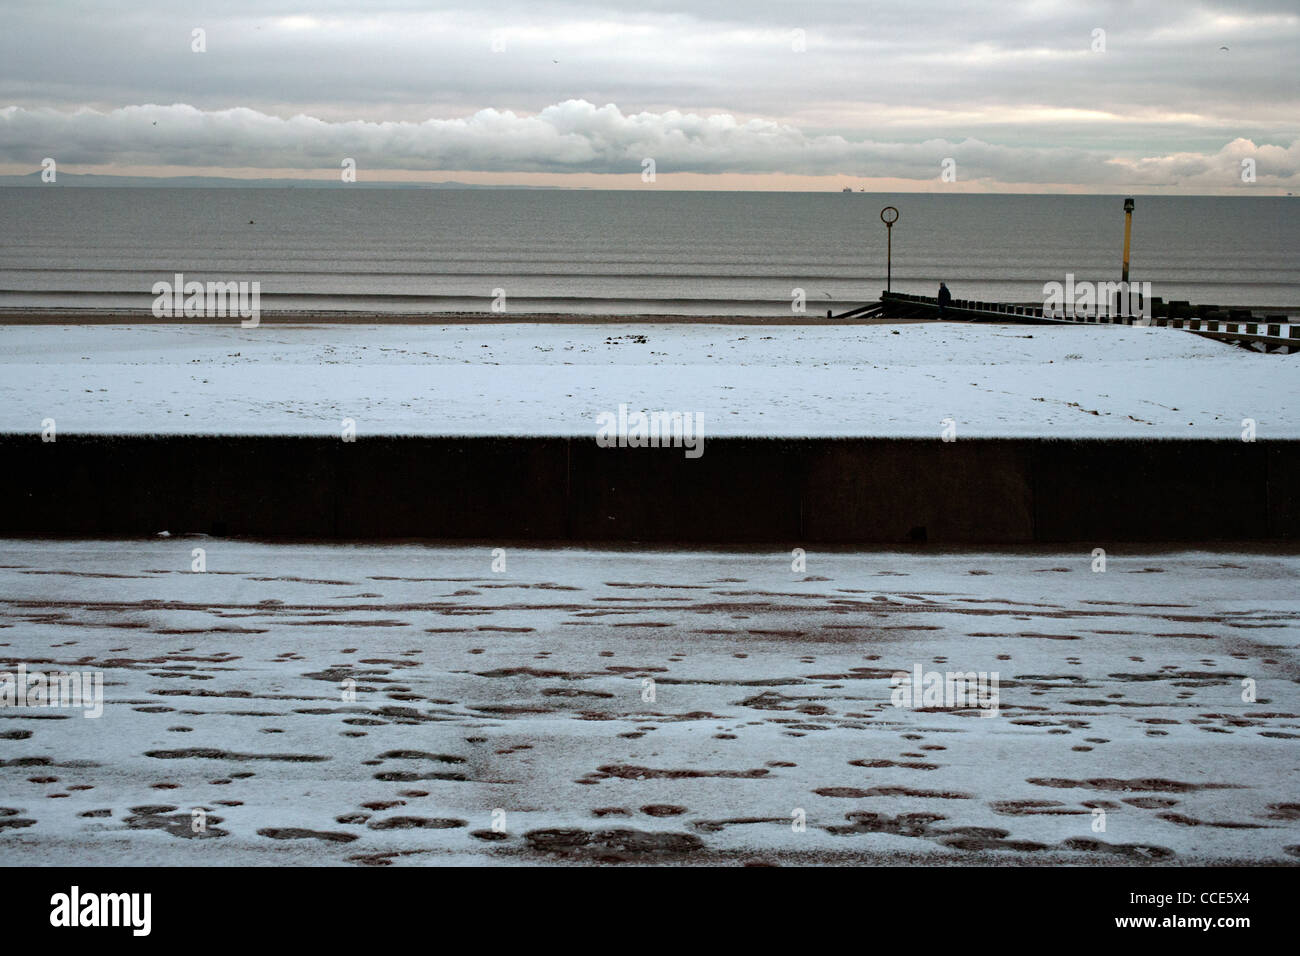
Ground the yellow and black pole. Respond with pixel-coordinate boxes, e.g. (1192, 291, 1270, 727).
(1121, 197, 1134, 284)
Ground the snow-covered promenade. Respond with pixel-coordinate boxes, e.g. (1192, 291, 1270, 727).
(2, 541, 1296, 865)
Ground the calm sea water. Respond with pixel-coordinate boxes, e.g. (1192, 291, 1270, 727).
(0, 187, 1296, 315)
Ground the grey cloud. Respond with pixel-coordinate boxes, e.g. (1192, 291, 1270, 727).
(4, 101, 1296, 187)
(0, 1, 1295, 184)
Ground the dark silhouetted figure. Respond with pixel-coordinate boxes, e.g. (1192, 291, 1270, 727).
(937, 282, 952, 318)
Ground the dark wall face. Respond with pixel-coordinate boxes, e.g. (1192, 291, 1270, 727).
(0, 436, 1293, 543)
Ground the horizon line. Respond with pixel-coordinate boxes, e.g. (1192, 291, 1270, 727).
(1, 170, 1294, 198)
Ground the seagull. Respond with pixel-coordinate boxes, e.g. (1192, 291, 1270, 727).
(1219, 45, 1230, 52)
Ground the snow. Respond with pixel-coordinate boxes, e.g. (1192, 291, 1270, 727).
(1, 540, 1296, 865)
(0, 322, 1295, 437)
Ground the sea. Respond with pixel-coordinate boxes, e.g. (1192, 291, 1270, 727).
(0, 187, 1296, 316)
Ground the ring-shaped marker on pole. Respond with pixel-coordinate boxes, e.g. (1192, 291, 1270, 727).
(880, 206, 899, 225)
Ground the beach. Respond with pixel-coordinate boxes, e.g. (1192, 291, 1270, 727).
(1, 320, 1293, 439)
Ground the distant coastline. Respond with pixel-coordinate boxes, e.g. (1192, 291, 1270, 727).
(1, 174, 1295, 195)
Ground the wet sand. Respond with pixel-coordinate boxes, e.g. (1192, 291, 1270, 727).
(0, 309, 927, 326)
(1, 541, 1297, 865)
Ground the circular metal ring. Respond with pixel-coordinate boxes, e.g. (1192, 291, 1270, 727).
(880, 205, 899, 225)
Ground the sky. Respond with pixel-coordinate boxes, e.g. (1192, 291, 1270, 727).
(1, 0, 1297, 192)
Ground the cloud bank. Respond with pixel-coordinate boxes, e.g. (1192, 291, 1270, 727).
(3, 101, 1297, 188)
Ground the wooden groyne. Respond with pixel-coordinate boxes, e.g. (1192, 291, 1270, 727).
(840, 292, 1299, 352)
(843, 199, 1297, 352)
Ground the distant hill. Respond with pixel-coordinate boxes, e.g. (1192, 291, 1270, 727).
(0, 172, 564, 189)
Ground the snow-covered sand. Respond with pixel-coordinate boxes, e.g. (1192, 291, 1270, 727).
(1, 541, 1296, 865)
(1, 323, 1294, 437)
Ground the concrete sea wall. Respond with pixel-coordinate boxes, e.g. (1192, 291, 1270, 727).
(0, 436, 1294, 543)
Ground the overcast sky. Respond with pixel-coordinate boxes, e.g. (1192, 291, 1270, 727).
(1, 0, 1297, 190)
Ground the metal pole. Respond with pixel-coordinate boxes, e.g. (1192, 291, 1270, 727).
(1122, 197, 1134, 284)
(880, 206, 899, 296)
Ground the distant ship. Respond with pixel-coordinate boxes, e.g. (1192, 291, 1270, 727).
(842, 186, 853, 192)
